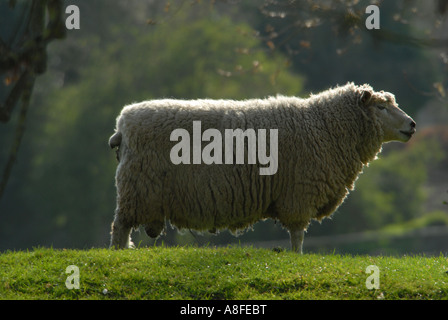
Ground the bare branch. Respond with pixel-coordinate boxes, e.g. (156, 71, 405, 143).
(0, 0, 66, 200)
(0, 71, 35, 199)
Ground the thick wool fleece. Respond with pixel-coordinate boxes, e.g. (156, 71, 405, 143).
(110, 83, 384, 239)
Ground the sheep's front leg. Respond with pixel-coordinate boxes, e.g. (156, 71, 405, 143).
(110, 216, 134, 249)
(289, 229, 304, 254)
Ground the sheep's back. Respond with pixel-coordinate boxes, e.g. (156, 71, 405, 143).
(115, 99, 289, 231)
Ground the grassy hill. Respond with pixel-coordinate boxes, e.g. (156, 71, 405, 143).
(0, 246, 447, 300)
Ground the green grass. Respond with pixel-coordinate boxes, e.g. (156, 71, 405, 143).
(1, 246, 447, 300)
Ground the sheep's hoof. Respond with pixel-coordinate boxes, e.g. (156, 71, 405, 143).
(144, 221, 164, 238)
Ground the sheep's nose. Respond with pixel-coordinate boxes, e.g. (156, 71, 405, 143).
(410, 120, 416, 129)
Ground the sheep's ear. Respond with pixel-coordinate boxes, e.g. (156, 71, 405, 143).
(360, 89, 372, 105)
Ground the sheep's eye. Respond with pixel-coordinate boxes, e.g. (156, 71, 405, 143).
(377, 105, 386, 110)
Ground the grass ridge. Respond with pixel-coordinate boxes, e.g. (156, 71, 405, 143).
(1, 246, 447, 300)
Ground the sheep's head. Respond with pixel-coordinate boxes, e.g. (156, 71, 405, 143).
(359, 87, 416, 143)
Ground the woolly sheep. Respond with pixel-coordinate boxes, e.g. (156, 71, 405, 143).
(108, 83, 416, 253)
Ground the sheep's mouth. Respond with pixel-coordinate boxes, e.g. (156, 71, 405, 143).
(399, 129, 415, 139)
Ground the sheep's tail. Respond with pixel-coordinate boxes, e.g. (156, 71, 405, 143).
(109, 131, 122, 162)
(109, 131, 122, 149)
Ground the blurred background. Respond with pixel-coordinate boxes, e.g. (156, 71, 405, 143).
(1, 0, 447, 255)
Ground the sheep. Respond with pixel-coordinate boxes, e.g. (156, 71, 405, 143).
(108, 83, 416, 253)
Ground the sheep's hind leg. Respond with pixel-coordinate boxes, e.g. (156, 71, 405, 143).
(289, 229, 304, 254)
(110, 217, 134, 249)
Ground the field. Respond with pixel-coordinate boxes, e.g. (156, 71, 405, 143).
(0, 246, 447, 301)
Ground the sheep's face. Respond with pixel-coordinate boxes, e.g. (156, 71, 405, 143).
(360, 89, 416, 143)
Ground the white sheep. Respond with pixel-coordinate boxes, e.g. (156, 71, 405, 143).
(108, 83, 416, 253)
